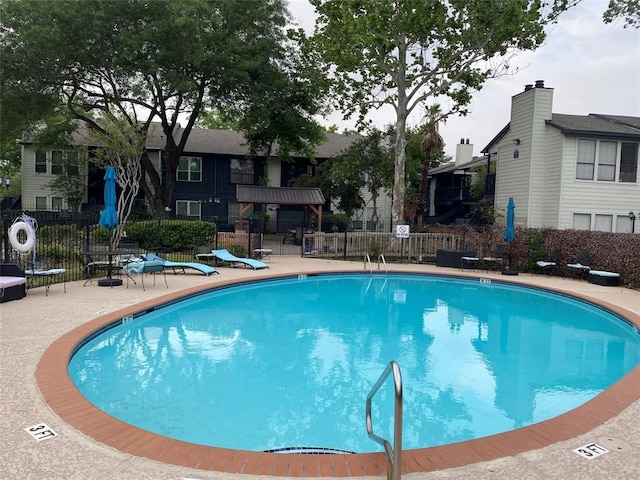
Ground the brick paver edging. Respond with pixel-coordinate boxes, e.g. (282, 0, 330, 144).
(36, 272, 640, 477)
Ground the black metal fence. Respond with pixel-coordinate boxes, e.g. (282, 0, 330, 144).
(3, 210, 639, 289)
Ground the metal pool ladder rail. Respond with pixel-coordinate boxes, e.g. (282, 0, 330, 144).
(364, 254, 388, 274)
(366, 360, 403, 480)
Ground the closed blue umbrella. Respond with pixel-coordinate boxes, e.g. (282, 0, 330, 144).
(503, 197, 517, 275)
(504, 197, 515, 244)
(98, 166, 119, 229)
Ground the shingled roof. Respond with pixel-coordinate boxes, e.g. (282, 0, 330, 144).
(546, 114, 640, 138)
(236, 185, 325, 205)
(483, 113, 640, 153)
(24, 123, 359, 160)
(175, 127, 358, 159)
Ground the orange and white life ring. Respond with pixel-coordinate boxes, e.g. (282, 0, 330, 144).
(9, 221, 35, 253)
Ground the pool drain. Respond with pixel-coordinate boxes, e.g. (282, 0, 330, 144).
(265, 446, 356, 454)
(596, 437, 633, 453)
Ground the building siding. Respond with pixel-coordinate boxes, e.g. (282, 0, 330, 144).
(539, 127, 563, 227)
(558, 136, 639, 231)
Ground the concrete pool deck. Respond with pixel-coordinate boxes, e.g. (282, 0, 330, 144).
(1, 256, 639, 479)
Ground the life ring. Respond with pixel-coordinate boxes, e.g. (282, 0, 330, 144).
(9, 221, 36, 253)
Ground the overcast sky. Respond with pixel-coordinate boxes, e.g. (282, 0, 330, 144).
(287, 0, 640, 158)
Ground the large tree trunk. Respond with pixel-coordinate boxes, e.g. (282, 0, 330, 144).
(392, 34, 408, 231)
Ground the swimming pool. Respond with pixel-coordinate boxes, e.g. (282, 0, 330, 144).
(68, 273, 640, 454)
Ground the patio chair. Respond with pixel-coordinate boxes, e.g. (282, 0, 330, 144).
(123, 260, 168, 291)
(482, 245, 506, 272)
(23, 257, 66, 296)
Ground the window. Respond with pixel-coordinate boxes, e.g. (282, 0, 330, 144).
(228, 202, 239, 220)
(230, 158, 254, 184)
(177, 156, 202, 182)
(594, 214, 612, 232)
(51, 150, 64, 175)
(576, 139, 639, 183)
(35, 150, 47, 173)
(176, 200, 201, 218)
(620, 143, 638, 183)
(35, 196, 47, 210)
(67, 151, 79, 175)
(572, 213, 591, 230)
(597, 142, 616, 181)
(52, 197, 63, 211)
(576, 140, 595, 180)
(615, 215, 634, 233)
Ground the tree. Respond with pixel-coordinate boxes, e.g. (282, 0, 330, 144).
(1, 0, 320, 216)
(307, 0, 580, 229)
(45, 157, 87, 213)
(231, 49, 328, 178)
(332, 129, 393, 230)
(418, 106, 444, 228)
(89, 115, 146, 248)
(604, 0, 640, 27)
(293, 129, 393, 230)
(195, 110, 240, 131)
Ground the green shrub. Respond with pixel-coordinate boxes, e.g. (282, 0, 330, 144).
(368, 238, 387, 257)
(228, 244, 246, 257)
(124, 219, 216, 251)
(527, 229, 549, 270)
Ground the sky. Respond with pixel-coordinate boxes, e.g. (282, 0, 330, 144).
(287, 0, 640, 159)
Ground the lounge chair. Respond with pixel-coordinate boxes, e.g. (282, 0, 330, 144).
(567, 252, 591, 280)
(535, 249, 561, 275)
(141, 253, 218, 276)
(210, 249, 269, 270)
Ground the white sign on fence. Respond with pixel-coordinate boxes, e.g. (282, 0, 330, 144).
(396, 225, 410, 238)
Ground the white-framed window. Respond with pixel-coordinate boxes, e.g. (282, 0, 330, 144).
(177, 156, 202, 182)
(620, 142, 638, 183)
(35, 149, 80, 175)
(596, 142, 616, 181)
(51, 150, 64, 175)
(175, 200, 201, 218)
(576, 140, 595, 180)
(572, 213, 591, 230)
(615, 215, 634, 233)
(51, 197, 63, 211)
(230, 158, 254, 184)
(66, 151, 79, 175)
(576, 139, 639, 183)
(35, 150, 47, 173)
(594, 214, 612, 232)
(35, 196, 47, 210)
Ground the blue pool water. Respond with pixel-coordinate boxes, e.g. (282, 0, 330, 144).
(69, 274, 640, 453)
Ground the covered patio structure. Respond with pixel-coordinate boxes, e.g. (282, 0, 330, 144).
(236, 185, 326, 232)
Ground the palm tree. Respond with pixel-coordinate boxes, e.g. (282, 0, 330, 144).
(417, 105, 444, 228)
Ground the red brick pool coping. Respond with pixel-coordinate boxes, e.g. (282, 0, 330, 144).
(36, 272, 640, 477)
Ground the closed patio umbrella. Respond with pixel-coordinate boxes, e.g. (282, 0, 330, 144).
(503, 197, 518, 275)
(98, 166, 118, 229)
(97, 166, 122, 286)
